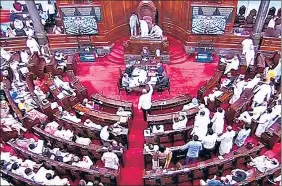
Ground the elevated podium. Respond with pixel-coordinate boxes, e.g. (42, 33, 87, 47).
(123, 37, 170, 63)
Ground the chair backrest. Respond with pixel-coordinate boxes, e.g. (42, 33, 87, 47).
(246, 15, 254, 24)
(277, 8, 281, 17)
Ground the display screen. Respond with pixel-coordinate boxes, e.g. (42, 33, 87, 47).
(60, 6, 101, 35)
(192, 15, 227, 35)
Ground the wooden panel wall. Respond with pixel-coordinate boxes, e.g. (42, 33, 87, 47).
(56, 0, 140, 46)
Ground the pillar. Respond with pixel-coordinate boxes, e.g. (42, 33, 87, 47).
(25, 0, 47, 45)
(252, 0, 270, 47)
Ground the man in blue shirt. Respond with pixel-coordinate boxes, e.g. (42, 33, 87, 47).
(180, 135, 202, 165)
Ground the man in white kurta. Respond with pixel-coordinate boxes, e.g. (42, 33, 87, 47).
(129, 13, 139, 36)
(28, 139, 44, 154)
(237, 102, 267, 124)
(252, 83, 272, 108)
(150, 24, 163, 39)
(191, 110, 210, 140)
(1, 48, 12, 61)
(244, 74, 261, 89)
(33, 167, 54, 184)
(268, 18, 276, 29)
(34, 86, 47, 101)
(101, 150, 119, 170)
(84, 119, 102, 130)
(229, 78, 246, 104)
(222, 55, 240, 74)
(204, 87, 223, 105)
(26, 37, 41, 54)
(198, 104, 210, 117)
(255, 109, 272, 137)
(10, 60, 21, 82)
(20, 50, 30, 64)
(217, 126, 236, 155)
(241, 38, 255, 67)
(211, 108, 225, 135)
(172, 112, 188, 130)
(72, 156, 93, 169)
(139, 20, 149, 37)
(249, 155, 279, 173)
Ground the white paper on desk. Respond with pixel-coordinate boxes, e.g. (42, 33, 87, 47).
(112, 128, 122, 134)
(144, 129, 151, 137)
(218, 156, 224, 160)
(119, 116, 128, 123)
(50, 102, 59, 110)
(57, 93, 65, 99)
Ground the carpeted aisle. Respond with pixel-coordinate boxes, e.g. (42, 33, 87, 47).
(76, 37, 218, 185)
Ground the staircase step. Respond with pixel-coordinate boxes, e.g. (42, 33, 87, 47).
(170, 53, 187, 60)
(170, 56, 188, 64)
(106, 55, 124, 64)
(109, 51, 124, 59)
(112, 48, 124, 55)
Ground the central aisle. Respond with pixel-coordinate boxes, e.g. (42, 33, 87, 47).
(76, 37, 218, 185)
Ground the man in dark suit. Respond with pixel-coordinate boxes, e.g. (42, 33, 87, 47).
(156, 75, 169, 91)
(156, 63, 164, 76)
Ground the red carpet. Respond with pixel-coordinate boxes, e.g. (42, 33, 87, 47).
(76, 37, 218, 185)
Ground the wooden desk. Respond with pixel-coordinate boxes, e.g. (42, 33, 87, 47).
(197, 70, 223, 102)
(147, 108, 199, 126)
(73, 104, 129, 128)
(145, 126, 193, 146)
(226, 89, 254, 124)
(91, 93, 133, 113)
(260, 118, 281, 149)
(66, 70, 88, 102)
(32, 125, 125, 166)
(143, 143, 264, 184)
(8, 140, 119, 185)
(1, 170, 40, 186)
(151, 94, 192, 111)
(53, 111, 129, 148)
(26, 72, 53, 120)
(123, 37, 170, 63)
(66, 54, 78, 74)
(214, 86, 234, 110)
(27, 52, 45, 78)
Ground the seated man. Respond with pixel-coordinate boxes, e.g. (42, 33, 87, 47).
(125, 64, 134, 77)
(71, 156, 93, 169)
(204, 87, 223, 105)
(33, 166, 55, 184)
(141, 47, 150, 62)
(237, 101, 268, 124)
(44, 121, 59, 134)
(182, 98, 199, 111)
(155, 74, 169, 91)
(244, 74, 262, 89)
(172, 112, 188, 130)
(220, 72, 236, 89)
(221, 55, 240, 74)
(100, 122, 124, 146)
(84, 119, 102, 130)
(149, 24, 163, 39)
(20, 49, 30, 64)
(101, 149, 119, 170)
(28, 139, 44, 154)
(54, 126, 74, 141)
(53, 76, 76, 96)
(62, 110, 81, 123)
(249, 155, 279, 173)
(116, 107, 132, 118)
(54, 52, 67, 70)
(151, 124, 164, 134)
(221, 169, 250, 184)
(34, 86, 47, 101)
(156, 63, 164, 76)
(82, 98, 94, 110)
(72, 135, 91, 146)
(18, 98, 32, 114)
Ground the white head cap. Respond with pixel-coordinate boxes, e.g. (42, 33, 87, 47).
(142, 89, 147, 94)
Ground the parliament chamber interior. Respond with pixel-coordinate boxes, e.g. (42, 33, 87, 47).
(0, 0, 281, 185)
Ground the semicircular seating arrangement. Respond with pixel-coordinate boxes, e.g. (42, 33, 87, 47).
(0, 1, 281, 186)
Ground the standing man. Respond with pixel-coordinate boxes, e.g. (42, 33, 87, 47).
(47, 1, 56, 24)
(180, 135, 202, 165)
(217, 126, 236, 156)
(129, 13, 139, 37)
(138, 83, 153, 121)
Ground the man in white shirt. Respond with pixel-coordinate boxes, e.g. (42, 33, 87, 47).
(138, 84, 153, 121)
(172, 112, 188, 130)
(201, 128, 217, 159)
(26, 36, 40, 54)
(244, 74, 261, 89)
(72, 156, 93, 169)
(204, 87, 223, 105)
(34, 86, 47, 101)
(28, 139, 44, 154)
(101, 149, 119, 170)
(149, 24, 163, 39)
(33, 167, 54, 184)
(268, 18, 276, 29)
(151, 124, 164, 133)
(252, 82, 273, 108)
(221, 55, 240, 74)
(84, 119, 102, 130)
(73, 135, 91, 146)
(237, 101, 267, 124)
(20, 49, 30, 64)
(100, 125, 113, 145)
(47, 2, 56, 22)
(255, 108, 272, 137)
